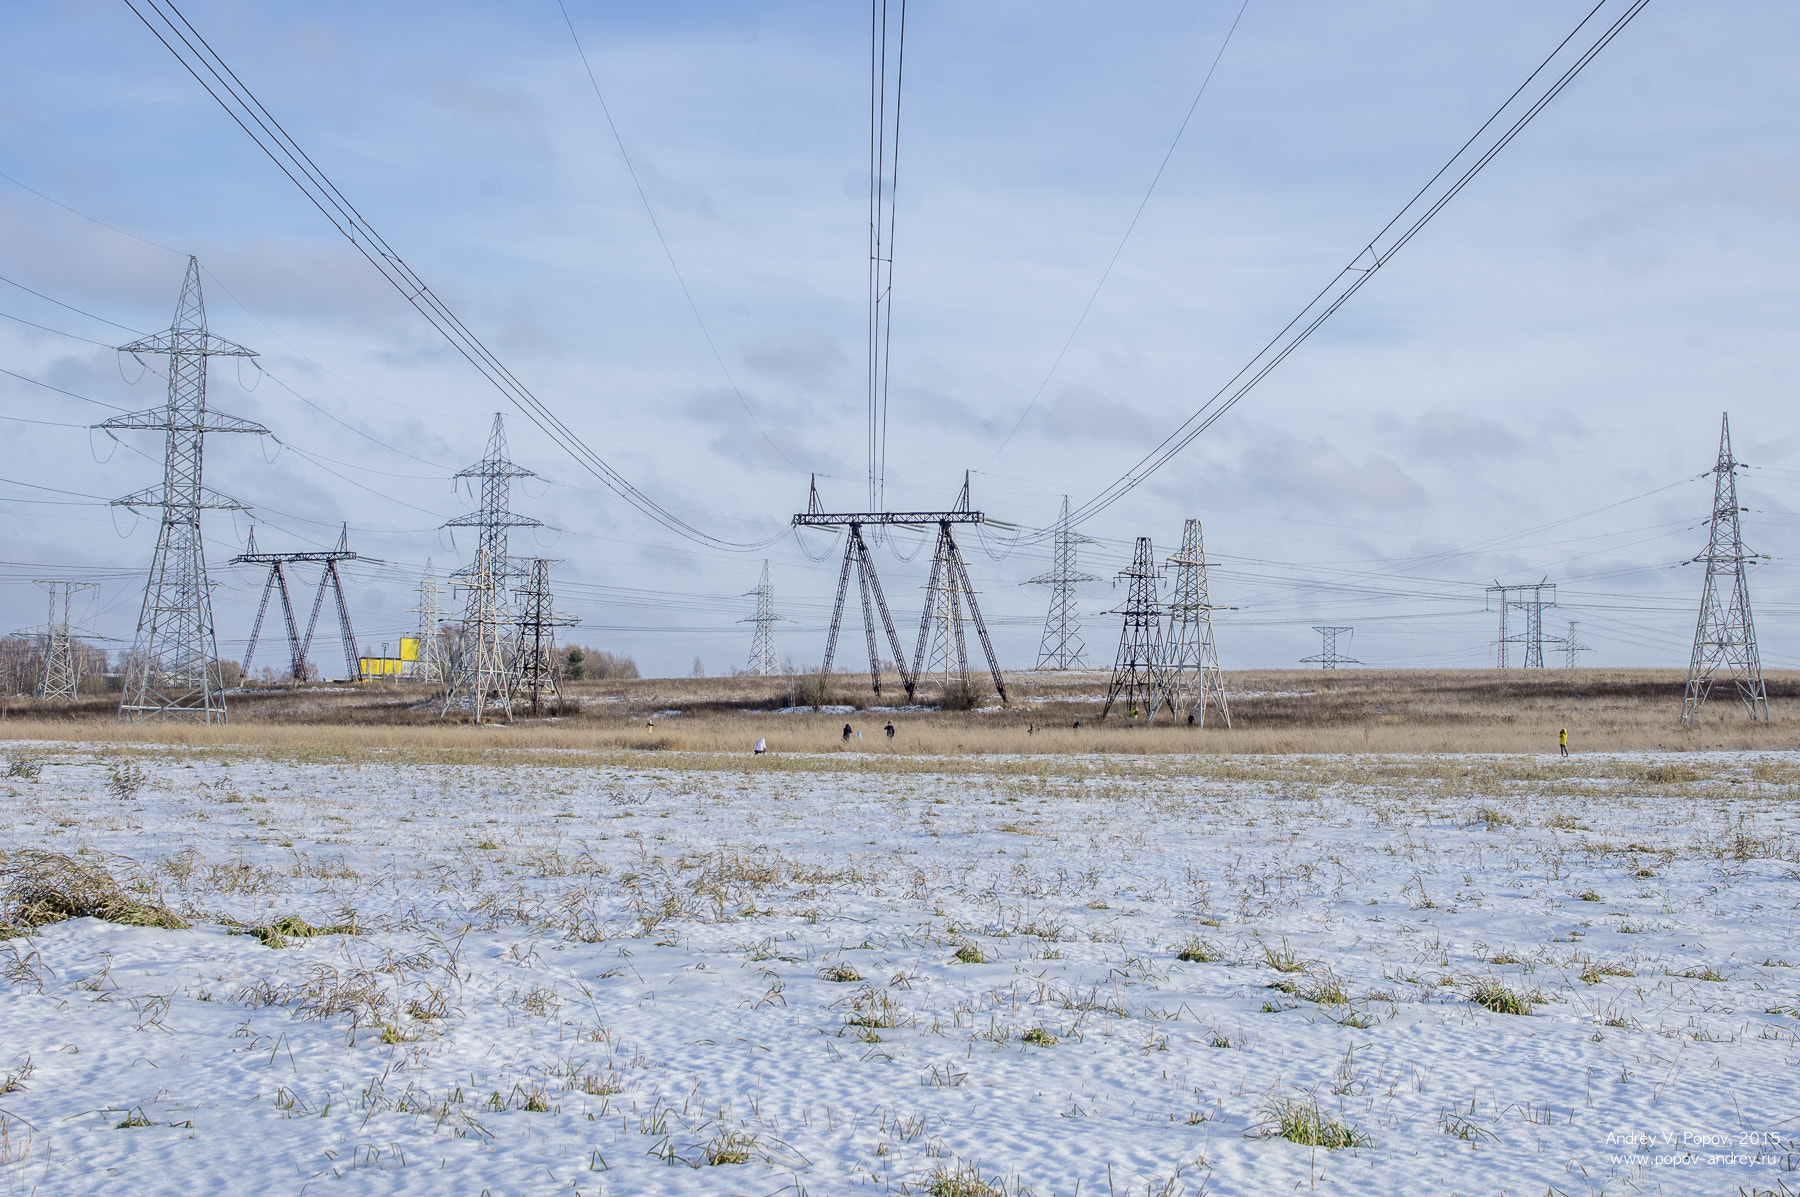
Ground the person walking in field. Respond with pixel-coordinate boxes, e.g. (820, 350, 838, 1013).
(1559, 727, 1568, 757)
(884, 721, 895, 740)
(843, 723, 854, 743)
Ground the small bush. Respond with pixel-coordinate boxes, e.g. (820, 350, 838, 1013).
(1259, 1095, 1373, 1149)
(935, 677, 987, 712)
(1470, 980, 1536, 1016)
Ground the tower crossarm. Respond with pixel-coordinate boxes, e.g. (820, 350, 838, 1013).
(111, 485, 250, 511)
(118, 330, 257, 359)
(98, 408, 272, 436)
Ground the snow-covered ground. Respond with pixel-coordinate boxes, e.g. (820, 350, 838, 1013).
(1, 745, 1797, 1196)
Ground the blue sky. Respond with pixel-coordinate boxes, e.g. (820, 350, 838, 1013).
(1, 0, 1796, 678)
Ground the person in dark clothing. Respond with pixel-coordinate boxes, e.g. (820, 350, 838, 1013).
(843, 723, 854, 742)
(1072, 720, 1081, 730)
(884, 722, 895, 739)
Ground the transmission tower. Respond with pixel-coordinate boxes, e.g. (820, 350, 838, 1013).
(1562, 621, 1587, 669)
(1151, 519, 1231, 727)
(31, 581, 99, 699)
(99, 256, 269, 723)
(443, 413, 541, 722)
(909, 475, 1009, 704)
(1486, 580, 1556, 668)
(1680, 413, 1769, 725)
(1301, 626, 1358, 669)
(512, 558, 578, 716)
(411, 559, 449, 683)
(236, 525, 359, 682)
(1102, 537, 1162, 718)
(1028, 496, 1099, 670)
(742, 560, 787, 676)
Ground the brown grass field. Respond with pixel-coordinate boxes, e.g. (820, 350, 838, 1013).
(0, 667, 1792, 759)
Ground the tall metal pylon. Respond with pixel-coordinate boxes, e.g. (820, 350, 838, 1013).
(411, 559, 449, 683)
(1562, 621, 1587, 669)
(443, 413, 541, 722)
(742, 560, 787, 676)
(512, 558, 578, 716)
(31, 581, 99, 699)
(1301, 626, 1358, 669)
(1028, 496, 1099, 670)
(99, 256, 269, 723)
(910, 475, 1009, 704)
(236, 524, 359, 682)
(1680, 413, 1769, 725)
(1486, 581, 1556, 668)
(1101, 537, 1162, 718)
(1151, 519, 1231, 727)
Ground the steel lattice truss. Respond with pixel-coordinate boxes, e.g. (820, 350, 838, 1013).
(512, 558, 578, 716)
(411, 559, 449, 683)
(1301, 626, 1358, 670)
(1029, 496, 1098, 670)
(29, 581, 99, 700)
(236, 525, 360, 682)
(1681, 414, 1769, 725)
(1102, 537, 1162, 718)
(443, 414, 541, 722)
(742, 560, 786, 677)
(1151, 519, 1230, 727)
(100, 257, 269, 724)
(1487, 581, 1557, 668)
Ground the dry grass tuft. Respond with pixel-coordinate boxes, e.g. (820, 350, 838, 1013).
(1470, 979, 1537, 1016)
(926, 1163, 1006, 1197)
(1258, 1095, 1374, 1149)
(0, 851, 186, 933)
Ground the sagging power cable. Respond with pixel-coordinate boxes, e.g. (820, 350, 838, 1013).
(1056, 0, 1649, 534)
(120, 0, 785, 552)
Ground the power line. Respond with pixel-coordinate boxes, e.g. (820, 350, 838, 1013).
(554, 0, 801, 474)
(1061, 0, 1650, 531)
(120, 0, 783, 552)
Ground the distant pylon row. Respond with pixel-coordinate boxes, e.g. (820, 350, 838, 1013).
(1100, 520, 1231, 727)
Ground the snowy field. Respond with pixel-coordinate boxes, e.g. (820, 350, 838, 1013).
(1, 745, 1797, 1196)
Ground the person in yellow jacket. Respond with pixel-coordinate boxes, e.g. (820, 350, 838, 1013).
(1558, 727, 1568, 757)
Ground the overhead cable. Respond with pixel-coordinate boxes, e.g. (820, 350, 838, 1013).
(1059, 0, 1650, 531)
(120, 0, 784, 552)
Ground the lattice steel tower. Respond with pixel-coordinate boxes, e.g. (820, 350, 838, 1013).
(411, 559, 449, 683)
(1152, 519, 1230, 727)
(512, 558, 578, 716)
(1680, 413, 1768, 725)
(100, 256, 269, 723)
(1301, 626, 1358, 669)
(1102, 537, 1162, 718)
(742, 560, 786, 676)
(443, 414, 540, 722)
(1487, 581, 1556, 668)
(33, 581, 98, 700)
(910, 475, 1009, 704)
(1029, 496, 1099, 670)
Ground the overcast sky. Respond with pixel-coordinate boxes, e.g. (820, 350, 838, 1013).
(1, 0, 1796, 680)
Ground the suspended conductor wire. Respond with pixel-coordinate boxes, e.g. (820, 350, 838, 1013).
(555, 0, 802, 474)
(122, 0, 785, 553)
(1048, 0, 1648, 535)
(868, 0, 908, 511)
(984, 0, 1251, 467)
